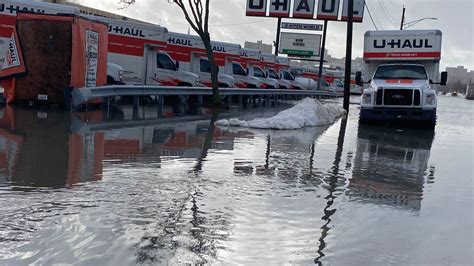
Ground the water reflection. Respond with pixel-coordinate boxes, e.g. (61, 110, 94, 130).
(0, 107, 104, 188)
(315, 116, 349, 265)
(0, 101, 456, 264)
(348, 124, 435, 210)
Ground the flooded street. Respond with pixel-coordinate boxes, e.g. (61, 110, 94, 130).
(0, 96, 472, 265)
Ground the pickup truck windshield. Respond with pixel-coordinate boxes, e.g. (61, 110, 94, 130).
(374, 65, 427, 80)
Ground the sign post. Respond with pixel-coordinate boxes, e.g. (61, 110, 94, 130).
(317, 20, 328, 91)
(275, 17, 282, 56)
(343, 0, 353, 112)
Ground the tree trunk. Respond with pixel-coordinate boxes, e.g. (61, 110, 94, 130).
(202, 33, 220, 105)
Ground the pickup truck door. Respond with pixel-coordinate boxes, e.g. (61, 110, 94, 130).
(149, 52, 179, 86)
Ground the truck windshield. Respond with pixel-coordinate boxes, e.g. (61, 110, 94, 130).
(232, 63, 247, 76)
(283, 71, 294, 80)
(253, 67, 265, 78)
(200, 59, 211, 73)
(268, 69, 278, 79)
(374, 65, 427, 80)
(156, 53, 175, 70)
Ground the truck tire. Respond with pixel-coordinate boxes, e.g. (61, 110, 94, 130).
(178, 83, 192, 87)
(107, 76, 115, 85)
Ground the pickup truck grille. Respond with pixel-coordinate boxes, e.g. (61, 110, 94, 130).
(375, 89, 421, 106)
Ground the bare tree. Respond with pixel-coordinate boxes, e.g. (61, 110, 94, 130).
(119, 0, 221, 104)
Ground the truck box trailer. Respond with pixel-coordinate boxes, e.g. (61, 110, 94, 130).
(0, 1, 123, 90)
(85, 16, 199, 87)
(0, 13, 108, 104)
(165, 32, 234, 87)
(357, 30, 447, 127)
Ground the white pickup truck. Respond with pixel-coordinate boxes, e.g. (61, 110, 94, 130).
(357, 30, 448, 127)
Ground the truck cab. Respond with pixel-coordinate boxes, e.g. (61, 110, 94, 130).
(146, 49, 199, 86)
(191, 56, 234, 87)
(248, 65, 278, 89)
(358, 63, 446, 126)
(225, 62, 262, 88)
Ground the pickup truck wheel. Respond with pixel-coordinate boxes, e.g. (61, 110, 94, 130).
(219, 83, 229, 88)
(178, 83, 192, 87)
(247, 85, 257, 88)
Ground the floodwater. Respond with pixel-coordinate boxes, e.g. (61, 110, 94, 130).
(0, 96, 472, 265)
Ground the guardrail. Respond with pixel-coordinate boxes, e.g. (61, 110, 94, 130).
(71, 85, 343, 107)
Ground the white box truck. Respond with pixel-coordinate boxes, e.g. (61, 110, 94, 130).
(85, 16, 199, 87)
(356, 30, 447, 127)
(165, 32, 234, 87)
(239, 48, 278, 89)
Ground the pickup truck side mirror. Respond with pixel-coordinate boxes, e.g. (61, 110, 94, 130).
(440, 71, 448, 86)
(175, 61, 180, 70)
(355, 71, 363, 86)
(245, 68, 249, 76)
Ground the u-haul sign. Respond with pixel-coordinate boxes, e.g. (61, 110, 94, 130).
(246, 0, 363, 22)
(363, 30, 443, 61)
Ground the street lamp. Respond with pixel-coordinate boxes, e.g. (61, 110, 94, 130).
(403, 17, 438, 29)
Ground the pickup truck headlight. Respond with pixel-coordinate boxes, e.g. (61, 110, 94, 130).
(426, 93, 436, 106)
(118, 70, 124, 82)
(362, 92, 372, 105)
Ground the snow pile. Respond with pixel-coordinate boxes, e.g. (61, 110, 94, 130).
(216, 98, 346, 129)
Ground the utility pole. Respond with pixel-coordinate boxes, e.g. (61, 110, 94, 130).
(400, 6, 405, 30)
(317, 20, 328, 91)
(343, 0, 354, 112)
(274, 17, 282, 56)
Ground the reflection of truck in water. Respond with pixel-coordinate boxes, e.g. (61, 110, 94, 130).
(348, 124, 435, 211)
(357, 30, 448, 127)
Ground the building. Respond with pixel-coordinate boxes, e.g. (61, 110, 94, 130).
(445, 66, 474, 84)
(244, 40, 273, 54)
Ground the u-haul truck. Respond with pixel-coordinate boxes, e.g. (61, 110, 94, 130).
(215, 45, 261, 89)
(165, 32, 234, 87)
(0, 1, 79, 70)
(357, 30, 447, 127)
(275, 56, 295, 89)
(0, 1, 124, 85)
(85, 16, 199, 87)
(260, 53, 283, 89)
(238, 48, 277, 89)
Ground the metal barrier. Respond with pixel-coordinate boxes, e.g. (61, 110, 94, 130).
(72, 85, 342, 108)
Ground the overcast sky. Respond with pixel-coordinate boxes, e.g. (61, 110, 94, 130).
(78, 0, 474, 71)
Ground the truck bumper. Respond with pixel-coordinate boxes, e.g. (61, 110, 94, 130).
(360, 108, 436, 123)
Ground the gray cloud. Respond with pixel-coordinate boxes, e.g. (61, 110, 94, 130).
(80, 0, 474, 70)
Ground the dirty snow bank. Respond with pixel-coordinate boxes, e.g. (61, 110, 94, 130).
(215, 98, 346, 129)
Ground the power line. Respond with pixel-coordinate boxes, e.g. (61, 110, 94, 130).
(365, 3, 379, 30)
(160, 18, 275, 27)
(379, 0, 400, 25)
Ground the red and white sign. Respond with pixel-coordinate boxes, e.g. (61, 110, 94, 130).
(269, 0, 291, 17)
(341, 0, 365, 22)
(293, 0, 315, 19)
(363, 30, 443, 61)
(246, 0, 267, 16)
(316, 0, 340, 20)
